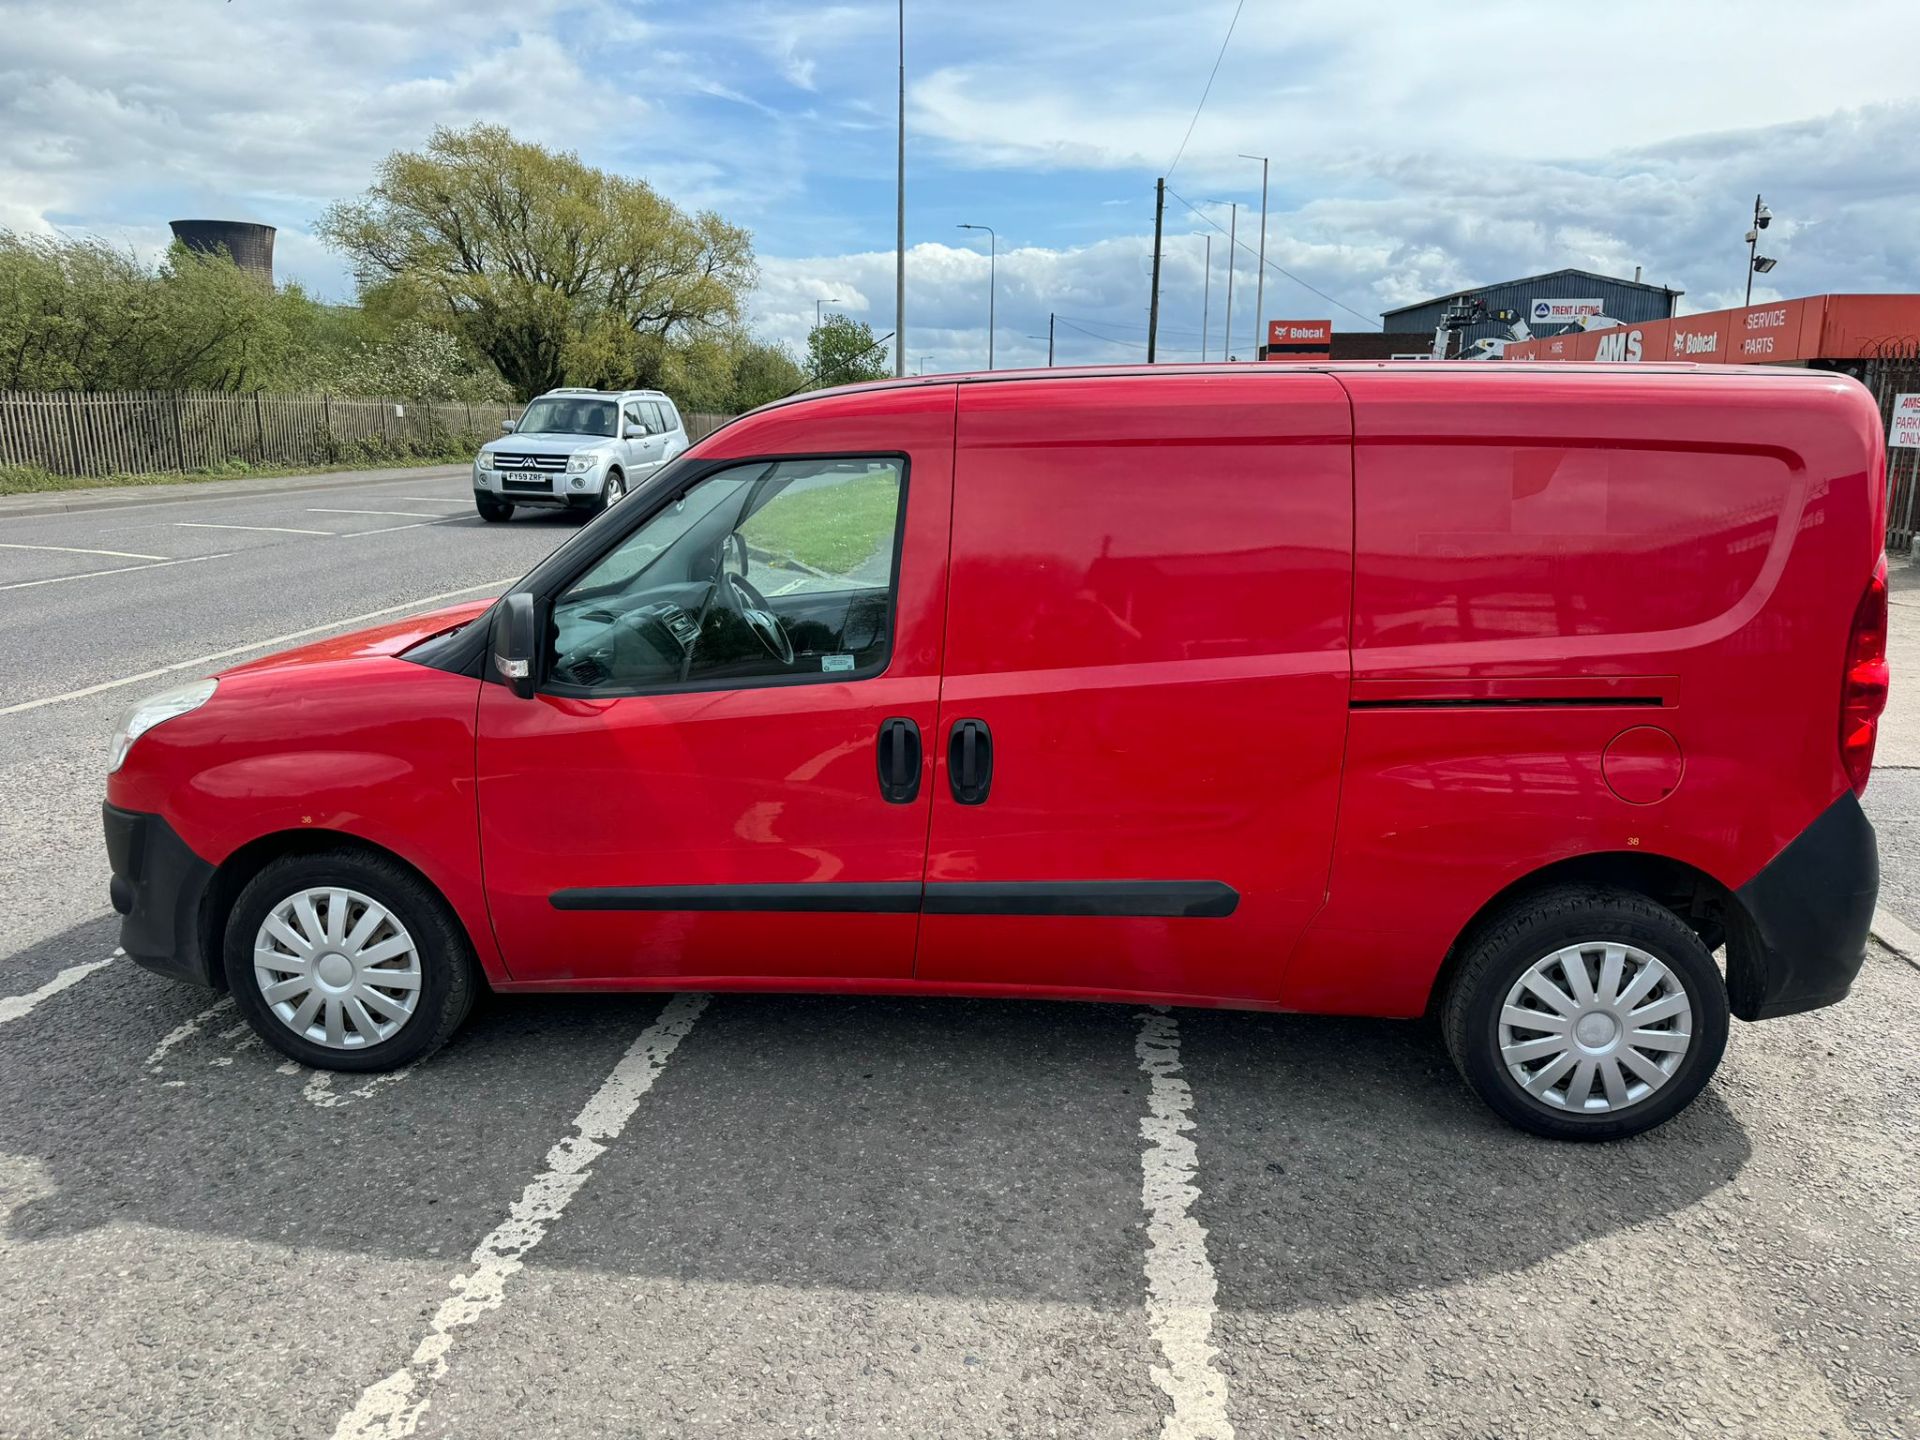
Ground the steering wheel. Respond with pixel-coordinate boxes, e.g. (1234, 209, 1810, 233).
(717, 571, 794, 666)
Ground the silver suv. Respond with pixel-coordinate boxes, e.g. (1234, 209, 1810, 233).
(473, 387, 690, 521)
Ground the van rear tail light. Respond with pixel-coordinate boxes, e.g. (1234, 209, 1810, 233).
(1840, 554, 1889, 797)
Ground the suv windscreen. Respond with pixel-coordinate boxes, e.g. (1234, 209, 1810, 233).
(515, 396, 617, 437)
(548, 457, 904, 692)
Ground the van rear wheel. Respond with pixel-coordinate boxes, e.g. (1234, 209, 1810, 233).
(222, 849, 476, 1073)
(1441, 885, 1729, 1141)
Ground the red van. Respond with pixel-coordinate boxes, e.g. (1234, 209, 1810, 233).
(103, 365, 1887, 1139)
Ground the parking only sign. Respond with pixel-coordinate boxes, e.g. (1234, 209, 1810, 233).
(1891, 393, 1920, 448)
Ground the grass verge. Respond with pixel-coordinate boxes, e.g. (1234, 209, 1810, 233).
(0, 453, 474, 498)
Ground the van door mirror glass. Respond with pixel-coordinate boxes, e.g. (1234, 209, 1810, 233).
(721, 531, 748, 580)
(491, 593, 538, 699)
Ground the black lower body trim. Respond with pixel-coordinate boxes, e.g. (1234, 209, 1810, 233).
(1728, 789, 1877, 1021)
(551, 883, 923, 913)
(922, 880, 1238, 918)
(103, 803, 221, 988)
(550, 880, 1239, 918)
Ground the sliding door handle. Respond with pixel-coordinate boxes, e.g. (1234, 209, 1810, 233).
(948, 718, 993, 805)
(876, 717, 922, 803)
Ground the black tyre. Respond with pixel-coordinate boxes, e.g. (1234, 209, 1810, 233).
(222, 849, 477, 1073)
(476, 495, 514, 522)
(599, 469, 626, 512)
(1441, 884, 1729, 1141)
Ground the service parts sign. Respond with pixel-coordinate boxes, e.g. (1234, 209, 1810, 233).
(1529, 297, 1605, 326)
(1891, 394, 1920, 449)
(1267, 319, 1331, 357)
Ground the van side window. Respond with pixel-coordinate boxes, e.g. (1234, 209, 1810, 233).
(546, 457, 906, 693)
(623, 404, 649, 435)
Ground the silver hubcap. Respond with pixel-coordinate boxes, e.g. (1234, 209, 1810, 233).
(1499, 942, 1694, 1113)
(252, 887, 423, 1050)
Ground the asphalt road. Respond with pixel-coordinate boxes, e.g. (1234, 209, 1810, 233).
(1, 469, 1917, 1439)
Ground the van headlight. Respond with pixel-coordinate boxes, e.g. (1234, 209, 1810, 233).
(566, 453, 596, 474)
(109, 679, 217, 773)
(477, 451, 495, 472)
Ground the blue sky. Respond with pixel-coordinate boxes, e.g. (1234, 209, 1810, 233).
(4, 0, 1918, 372)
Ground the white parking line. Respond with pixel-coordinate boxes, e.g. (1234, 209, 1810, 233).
(175, 522, 335, 536)
(330, 993, 709, 1440)
(345, 518, 469, 537)
(308, 508, 448, 519)
(304, 1066, 415, 1108)
(391, 497, 471, 505)
(144, 996, 234, 1070)
(1871, 906, 1920, 971)
(1134, 1009, 1233, 1440)
(0, 541, 169, 561)
(0, 578, 512, 717)
(0, 952, 118, 1026)
(0, 554, 229, 593)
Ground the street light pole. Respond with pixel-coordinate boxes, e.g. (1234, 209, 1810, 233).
(958, 223, 997, 369)
(814, 297, 842, 333)
(1240, 153, 1268, 357)
(893, 0, 906, 376)
(1744, 193, 1775, 306)
(1201, 234, 1211, 362)
(1222, 202, 1238, 360)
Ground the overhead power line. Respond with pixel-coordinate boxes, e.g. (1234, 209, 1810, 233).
(1165, 0, 1247, 180)
(1165, 186, 1378, 328)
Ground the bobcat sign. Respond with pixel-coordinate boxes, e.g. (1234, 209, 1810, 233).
(1501, 294, 1920, 366)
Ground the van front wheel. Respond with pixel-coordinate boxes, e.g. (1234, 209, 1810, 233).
(222, 849, 476, 1073)
(1441, 885, 1729, 1141)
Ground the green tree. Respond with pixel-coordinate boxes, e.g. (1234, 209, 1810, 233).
(805, 314, 890, 388)
(0, 231, 512, 398)
(320, 124, 756, 400)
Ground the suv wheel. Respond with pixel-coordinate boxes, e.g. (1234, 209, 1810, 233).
(476, 494, 514, 523)
(1441, 885, 1729, 1141)
(222, 849, 477, 1073)
(599, 469, 626, 512)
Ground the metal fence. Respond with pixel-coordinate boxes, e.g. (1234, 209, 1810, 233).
(0, 390, 738, 479)
(1862, 360, 1920, 552)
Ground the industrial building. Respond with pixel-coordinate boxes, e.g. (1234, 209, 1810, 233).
(1382, 267, 1683, 357)
(169, 219, 276, 285)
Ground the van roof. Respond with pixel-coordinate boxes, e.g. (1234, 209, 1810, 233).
(750, 360, 1838, 419)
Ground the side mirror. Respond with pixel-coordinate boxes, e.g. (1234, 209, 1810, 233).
(491, 593, 538, 700)
(721, 531, 748, 579)
(501, 419, 517, 434)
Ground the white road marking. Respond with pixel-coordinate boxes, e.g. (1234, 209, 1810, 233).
(1134, 1008, 1234, 1440)
(174, 522, 335, 536)
(308, 508, 447, 519)
(0, 541, 169, 561)
(331, 992, 709, 1440)
(144, 996, 234, 1070)
(304, 1066, 416, 1108)
(0, 554, 229, 592)
(0, 952, 118, 1026)
(1871, 906, 1920, 971)
(342, 518, 469, 537)
(391, 497, 470, 505)
(0, 578, 513, 717)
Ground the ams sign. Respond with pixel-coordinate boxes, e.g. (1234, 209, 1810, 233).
(1592, 329, 1645, 362)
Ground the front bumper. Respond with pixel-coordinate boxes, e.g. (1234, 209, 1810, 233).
(474, 467, 604, 508)
(1728, 789, 1878, 1021)
(104, 803, 221, 989)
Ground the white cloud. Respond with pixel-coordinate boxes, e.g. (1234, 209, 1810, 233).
(2, 0, 1915, 382)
